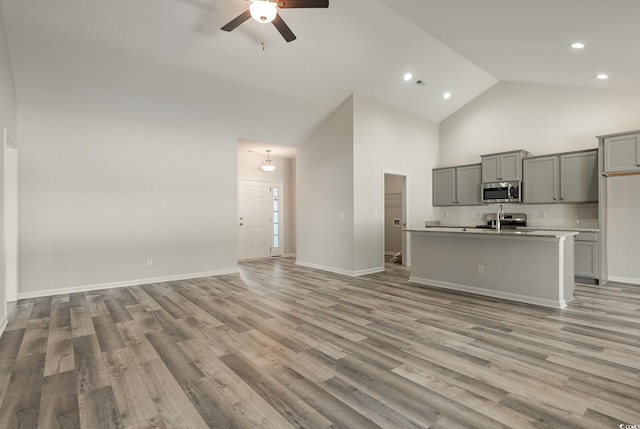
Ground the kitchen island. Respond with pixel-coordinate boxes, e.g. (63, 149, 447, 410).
(407, 228, 578, 309)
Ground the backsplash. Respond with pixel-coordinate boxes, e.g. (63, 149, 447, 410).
(435, 203, 599, 229)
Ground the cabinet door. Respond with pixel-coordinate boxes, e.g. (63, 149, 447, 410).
(433, 168, 456, 206)
(560, 151, 598, 203)
(481, 155, 500, 182)
(456, 164, 482, 205)
(575, 240, 597, 278)
(604, 133, 640, 173)
(499, 152, 522, 181)
(523, 156, 558, 203)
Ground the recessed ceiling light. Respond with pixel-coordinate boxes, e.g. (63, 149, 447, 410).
(596, 73, 609, 80)
(443, 92, 452, 99)
(403, 73, 413, 82)
(571, 42, 585, 49)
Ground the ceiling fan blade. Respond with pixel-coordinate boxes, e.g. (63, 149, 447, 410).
(277, 0, 329, 8)
(221, 10, 251, 32)
(272, 14, 296, 42)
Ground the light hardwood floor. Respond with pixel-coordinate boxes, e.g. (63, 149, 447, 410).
(0, 257, 639, 428)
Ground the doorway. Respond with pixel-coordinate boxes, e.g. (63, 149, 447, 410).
(4, 127, 18, 303)
(384, 173, 407, 266)
(237, 179, 283, 261)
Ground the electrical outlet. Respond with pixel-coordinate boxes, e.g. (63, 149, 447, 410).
(539, 211, 546, 219)
(339, 212, 345, 219)
(330, 251, 335, 259)
(146, 258, 154, 267)
(477, 265, 485, 275)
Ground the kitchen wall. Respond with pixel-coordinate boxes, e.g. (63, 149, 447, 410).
(0, 5, 16, 333)
(440, 81, 640, 283)
(18, 103, 239, 297)
(438, 203, 599, 230)
(237, 150, 296, 256)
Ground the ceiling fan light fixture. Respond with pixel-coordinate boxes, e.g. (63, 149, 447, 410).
(261, 150, 276, 172)
(250, 1, 277, 23)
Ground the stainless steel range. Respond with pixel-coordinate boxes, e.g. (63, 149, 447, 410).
(476, 213, 527, 230)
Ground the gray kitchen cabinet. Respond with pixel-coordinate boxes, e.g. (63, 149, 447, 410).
(433, 168, 456, 206)
(481, 150, 528, 182)
(523, 155, 559, 203)
(603, 132, 640, 173)
(456, 164, 482, 205)
(575, 232, 598, 279)
(560, 150, 598, 202)
(523, 150, 598, 204)
(433, 164, 482, 206)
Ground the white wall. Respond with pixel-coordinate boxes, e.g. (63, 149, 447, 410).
(18, 104, 238, 297)
(297, 97, 355, 274)
(0, 5, 17, 332)
(353, 95, 439, 272)
(440, 82, 640, 166)
(237, 150, 296, 256)
(440, 81, 640, 282)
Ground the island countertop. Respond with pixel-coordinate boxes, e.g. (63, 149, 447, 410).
(406, 227, 579, 239)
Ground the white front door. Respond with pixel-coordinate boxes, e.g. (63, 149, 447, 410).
(238, 180, 272, 260)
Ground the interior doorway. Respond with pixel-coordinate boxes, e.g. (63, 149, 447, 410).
(4, 127, 18, 303)
(384, 173, 407, 266)
(237, 179, 283, 261)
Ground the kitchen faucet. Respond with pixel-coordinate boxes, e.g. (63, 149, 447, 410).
(496, 204, 504, 232)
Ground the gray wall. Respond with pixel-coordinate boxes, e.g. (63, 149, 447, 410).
(297, 97, 355, 273)
(0, 5, 16, 330)
(440, 81, 640, 283)
(18, 104, 238, 296)
(353, 95, 439, 271)
(297, 94, 439, 274)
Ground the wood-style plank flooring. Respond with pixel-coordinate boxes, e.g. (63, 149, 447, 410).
(1, 257, 639, 428)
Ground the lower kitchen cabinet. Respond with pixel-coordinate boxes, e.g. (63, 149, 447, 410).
(575, 232, 598, 279)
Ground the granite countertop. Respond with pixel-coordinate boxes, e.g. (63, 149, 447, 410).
(407, 227, 579, 239)
(425, 224, 598, 233)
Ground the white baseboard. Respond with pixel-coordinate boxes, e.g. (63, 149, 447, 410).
(607, 276, 640, 286)
(296, 261, 384, 277)
(282, 253, 297, 258)
(409, 276, 567, 309)
(353, 266, 385, 276)
(17, 267, 240, 300)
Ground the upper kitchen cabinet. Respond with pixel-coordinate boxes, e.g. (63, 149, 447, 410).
(523, 155, 559, 203)
(481, 150, 529, 182)
(603, 131, 640, 174)
(433, 164, 482, 207)
(456, 164, 482, 205)
(523, 150, 598, 204)
(433, 168, 456, 206)
(560, 150, 598, 203)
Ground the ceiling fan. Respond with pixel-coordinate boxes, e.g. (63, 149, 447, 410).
(221, 0, 329, 43)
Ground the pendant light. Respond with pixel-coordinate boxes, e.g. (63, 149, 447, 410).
(261, 149, 276, 172)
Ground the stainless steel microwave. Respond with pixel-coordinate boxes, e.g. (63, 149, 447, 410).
(481, 181, 522, 203)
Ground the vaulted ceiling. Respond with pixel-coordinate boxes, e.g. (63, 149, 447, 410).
(2, 0, 638, 149)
